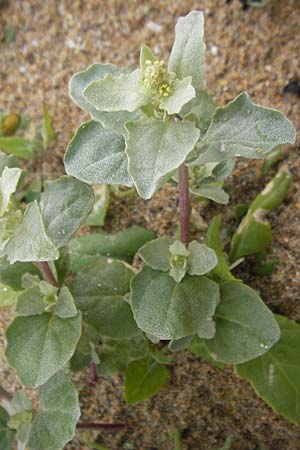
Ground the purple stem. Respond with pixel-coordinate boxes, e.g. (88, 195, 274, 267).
(178, 164, 190, 246)
(89, 362, 98, 383)
(36, 261, 59, 287)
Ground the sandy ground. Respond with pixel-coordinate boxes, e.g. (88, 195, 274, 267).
(1, 0, 300, 449)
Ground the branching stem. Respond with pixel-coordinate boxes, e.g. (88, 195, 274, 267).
(178, 164, 190, 246)
(0, 385, 13, 402)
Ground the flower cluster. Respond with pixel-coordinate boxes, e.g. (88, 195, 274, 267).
(142, 59, 174, 97)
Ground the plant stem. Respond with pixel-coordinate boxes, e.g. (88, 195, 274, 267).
(77, 422, 127, 431)
(36, 261, 59, 287)
(0, 385, 13, 402)
(173, 429, 183, 450)
(178, 164, 190, 246)
(89, 362, 98, 383)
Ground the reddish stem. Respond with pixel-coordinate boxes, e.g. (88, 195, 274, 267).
(89, 362, 98, 383)
(178, 164, 190, 246)
(36, 261, 59, 287)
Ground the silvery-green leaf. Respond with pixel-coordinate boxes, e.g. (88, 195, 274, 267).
(192, 92, 296, 165)
(168, 335, 194, 352)
(15, 286, 46, 316)
(7, 391, 33, 416)
(126, 119, 200, 199)
(190, 183, 229, 204)
(169, 266, 186, 283)
(5, 312, 81, 387)
(98, 334, 149, 376)
(138, 237, 172, 271)
(54, 286, 77, 318)
(0, 282, 19, 307)
(21, 274, 40, 289)
(0, 167, 22, 216)
(40, 176, 94, 247)
(169, 240, 189, 257)
(236, 315, 300, 425)
(205, 216, 235, 281)
(28, 371, 80, 450)
(187, 241, 218, 275)
(159, 77, 195, 115)
(206, 281, 280, 364)
(168, 11, 206, 92)
(0, 258, 40, 290)
(84, 69, 150, 113)
(64, 121, 132, 186)
(5, 202, 59, 264)
(86, 185, 109, 227)
(140, 44, 155, 71)
(180, 91, 215, 134)
(69, 225, 156, 271)
(0, 405, 16, 450)
(69, 260, 138, 339)
(131, 267, 219, 340)
(0, 151, 18, 176)
(69, 63, 141, 135)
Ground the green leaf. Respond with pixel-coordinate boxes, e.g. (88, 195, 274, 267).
(169, 241, 189, 282)
(64, 120, 133, 187)
(0, 258, 40, 290)
(98, 334, 149, 376)
(159, 77, 195, 115)
(69, 335, 92, 372)
(84, 69, 150, 113)
(168, 335, 194, 352)
(206, 281, 280, 364)
(187, 336, 225, 368)
(5, 201, 59, 264)
(180, 91, 215, 134)
(0, 137, 36, 159)
(140, 45, 155, 71)
(69, 226, 156, 272)
(86, 185, 109, 226)
(7, 391, 33, 415)
(192, 92, 296, 165)
(54, 286, 77, 318)
(187, 241, 217, 275)
(229, 167, 291, 262)
(6, 312, 81, 387)
(69, 260, 138, 339)
(190, 183, 229, 205)
(0, 151, 18, 175)
(205, 216, 235, 281)
(0, 282, 19, 307)
(138, 237, 172, 271)
(236, 315, 300, 425)
(28, 371, 80, 450)
(69, 63, 141, 135)
(168, 11, 206, 92)
(230, 218, 272, 263)
(40, 176, 94, 247)
(126, 119, 200, 199)
(131, 267, 219, 340)
(15, 285, 46, 316)
(0, 406, 16, 450)
(125, 358, 169, 404)
(0, 167, 22, 216)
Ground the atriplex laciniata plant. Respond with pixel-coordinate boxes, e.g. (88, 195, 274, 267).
(0, 10, 297, 450)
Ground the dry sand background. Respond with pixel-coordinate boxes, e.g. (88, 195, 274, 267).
(1, 1, 300, 449)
